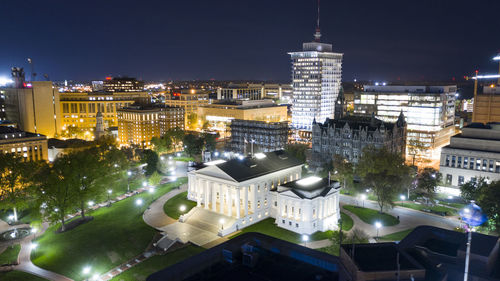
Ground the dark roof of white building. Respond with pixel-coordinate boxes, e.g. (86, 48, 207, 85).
(215, 150, 303, 182)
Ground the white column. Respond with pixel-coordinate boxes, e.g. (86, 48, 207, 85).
(204, 180, 209, 209)
(228, 186, 233, 217)
(196, 178, 201, 207)
(212, 182, 216, 212)
(236, 187, 241, 219)
(252, 184, 257, 212)
(244, 186, 248, 216)
(319, 200, 323, 219)
(219, 184, 224, 214)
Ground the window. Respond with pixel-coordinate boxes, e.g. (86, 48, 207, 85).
(469, 158, 474, 169)
(458, 176, 465, 186)
(464, 157, 468, 167)
(446, 174, 452, 185)
(482, 159, 487, 171)
(289, 221, 292, 226)
(457, 156, 462, 168)
(296, 223, 299, 228)
(470, 177, 477, 183)
(451, 156, 456, 167)
(496, 161, 500, 173)
(489, 160, 494, 172)
(79, 103, 86, 113)
(476, 159, 481, 170)
(274, 201, 277, 207)
(63, 103, 69, 113)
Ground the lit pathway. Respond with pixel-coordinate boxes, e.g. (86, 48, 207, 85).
(143, 184, 187, 229)
(15, 222, 73, 281)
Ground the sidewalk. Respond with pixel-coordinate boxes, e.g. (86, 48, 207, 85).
(143, 184, 187, 229)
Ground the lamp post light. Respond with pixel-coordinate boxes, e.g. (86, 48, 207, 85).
(107, 189, 112, 202)
(460, 202, 487, 281)
(302, 234, 309, 247)
(179, 205, 186, 213)
(400, 195, 406, 207)
(219, 218, 225, 230)
(135, 198, 143, 206)
(142, 181, 147, 188)
(360, 194, 367, 208)
(375, 221, 382, 239)
(127, 171, 132, 192)
(82, 266, 91, 280)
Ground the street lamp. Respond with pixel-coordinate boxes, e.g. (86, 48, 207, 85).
(160, 156, 164, 161)
(400, 195, 406, 207)
(149, 187, 155, 193)
(83, 266, 91, 275)
(302, 234, 309, 247)
(219, 218, 225, 230)
(88, 201, 94, 207)
(107, 189, 112, 202)
(135, 198, 143, 206)
(179, 205, 186, 212)
(460, 202, 487, 281)
(30, 242, 38, 250)
(142, 181, 147, 188)
(127, 171, 132, 192)
(375, 221, 382, 239)
(360, 194, 367, 208)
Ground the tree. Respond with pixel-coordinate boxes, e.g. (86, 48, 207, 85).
(415, 168, 441, 204)
(36, 159, 76, 232)
(187, 113, 198, 130)
(285, 143, 308, 163)
(478, 181, 500, 231)
(151, 136, 173, 154)
(460, 177, 488, 202)
(203, 133, 218, 152)
(183, 134, 204, 160)
(332, 155, 355, 192)
(149, 171, 162, 186)
(407, 139, 427, 166)
(142, 150, 159, 176)
(357, 147, 412, 212)
(0, 153, 38, 222)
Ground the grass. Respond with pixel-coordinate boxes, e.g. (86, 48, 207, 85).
(379, 228, 414, 241)
(343, 205, 399, 226)
(0, 244, 21, 264)
(163, 191, 197, 220)
(0, 270, 48, 281)
(396, 202, 457, 216)
(230, 214, 354, 244)
(30, 178, 187, 280)
(111, 245, 204, 281)
(174, 157, 194, 162)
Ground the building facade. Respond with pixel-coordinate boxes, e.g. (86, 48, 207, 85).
(217, 85, 262, 100)
(117, 104, 184, 147)
(198, 100, 288, 139)
(354, 85, 456, 163)
(229, 119, 289, 153)
(473, 86, 500, 124)
(102, 77, 144, 92)
(311, 114, 407, 168)
(439, 122, 500, 189)
(186, 150, 340, 235)
(0, 127, 48, 161)
(163, 89, 210, 128)
(289, 34, 343, 131)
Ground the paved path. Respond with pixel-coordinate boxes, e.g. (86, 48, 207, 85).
(15, 222, 73, 281)
(143, 184, 187, 229)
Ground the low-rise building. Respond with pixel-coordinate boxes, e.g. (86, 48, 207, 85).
(117, 104, 184, 147)
(198, 99, 287, 138)
(0, 126, 48, 161)
(102, 77, 144, 92)
(163, 89, 211, 128)
(311, 114, 406, 168)
(473, 86, 500, 124)
(229, 119, 289, 153)
(185, 150, 341, 236)
(439, 122, 500, 190)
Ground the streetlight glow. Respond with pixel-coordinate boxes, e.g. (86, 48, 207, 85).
(400, 195, 406, 201)
(142, 181, 147, 187)
(107, 189, 112, 194)
(127, 171, 132, 176)
(83, 266, 91, 275)
(136, 199, 143, 206)
(149, 187, 155, 193)
(302, 234, 309, 242)
(88, 201, 94, 206)
(30, 243, 38, 250)
(375, 221, 382, 229)
(179, 205, 186, 212)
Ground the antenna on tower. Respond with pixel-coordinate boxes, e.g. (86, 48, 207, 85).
(314, 0, 321, 42)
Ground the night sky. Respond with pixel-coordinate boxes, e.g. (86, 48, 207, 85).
(1, 0, 499, 82)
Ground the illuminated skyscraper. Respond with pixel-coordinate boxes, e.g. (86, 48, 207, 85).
(289, 3, 343, 132)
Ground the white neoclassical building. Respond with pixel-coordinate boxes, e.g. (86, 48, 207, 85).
(185, 150, 341, 236)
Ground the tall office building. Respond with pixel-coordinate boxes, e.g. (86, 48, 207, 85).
(289, 7, 343, 132)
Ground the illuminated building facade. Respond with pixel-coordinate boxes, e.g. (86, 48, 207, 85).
(117, 105, 184, 147)
(0, 126, 48, 161)
(289, 40, 343, 131)
(311, 114, 406, 168)
(473, 86, 500, 124)
(197, 100, 287, 138)
(217, 85, 262, 100)
(59, 91, 150, 135)
(229, 119, 289, 153)
(102, 77, 144, 92)
(186, 151, 340, 235)
(163, 89, 210, 128)
(439, 123, 500, 192)
(354, 85, 456, 163)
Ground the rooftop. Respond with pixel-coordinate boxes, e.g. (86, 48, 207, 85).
(280, 176, 340, 199)
(213, 150, 303, 182)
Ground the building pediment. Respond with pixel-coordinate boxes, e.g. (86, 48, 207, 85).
(279, 189, 304, 199)
(195, 165, 238, 182)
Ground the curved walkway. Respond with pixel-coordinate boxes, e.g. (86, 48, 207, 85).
(143, 184, 187, 229)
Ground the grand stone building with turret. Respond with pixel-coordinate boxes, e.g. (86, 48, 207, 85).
(311, 113, 407, 169)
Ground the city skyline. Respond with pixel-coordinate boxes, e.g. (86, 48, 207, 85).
(1, 0, 499, 82)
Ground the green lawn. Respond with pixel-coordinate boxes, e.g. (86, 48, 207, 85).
(380, 228, 414, 241)
(0, 244, 20, 265)
(31, 178, 186, 280)
(230, 214, 353, 244)
(111, 245, 204, 281)
(396, 202, 457, 216)
(173, 157, 194, 162)
(163, 191, 197, 220)
(0, 270, 48, 280)
(343, 205, 399, 226)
